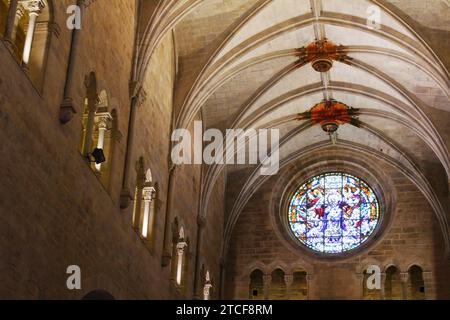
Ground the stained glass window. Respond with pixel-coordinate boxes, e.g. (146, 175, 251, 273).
(288, 172, 380, 254)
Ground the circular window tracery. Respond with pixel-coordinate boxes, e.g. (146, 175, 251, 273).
(288, 172, 380, 254)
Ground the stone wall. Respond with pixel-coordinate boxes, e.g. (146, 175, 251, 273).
(225, 157, 450, 300)
(0, 0, 226, 300)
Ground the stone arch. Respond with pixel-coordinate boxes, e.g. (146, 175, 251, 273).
(407, 265, 426, 300)
(384, 265, 402, 300)
(248, 269, 264, 300)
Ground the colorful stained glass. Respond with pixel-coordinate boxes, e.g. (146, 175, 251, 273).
(288, 173, 380, 254)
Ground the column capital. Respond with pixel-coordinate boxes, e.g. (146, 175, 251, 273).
(19, 0, 45, 14)
(96, 113, 112, 130)
(129, 81, 147, 107)
(400, 272, 409, 283)
(143, 186, 156, 201)
(284, 274, 294, 287)
(263, 274, 272, 285)
(176, 240, 188, 253)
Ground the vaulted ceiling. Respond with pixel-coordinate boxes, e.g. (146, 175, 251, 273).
(136, 0, 450, 256)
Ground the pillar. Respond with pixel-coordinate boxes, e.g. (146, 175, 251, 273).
(94, 116, 109, 171)
(120, 82, 147, 208)
(380, 272, 386, 300)
(193, 215, 206, 299)
(82, 92, 99, 157)
(176, 240, 188, 286)
(4, 0, 21, 47)
(161, 164, 178, 266)
(141, 185, 155, 239)
(20, 0, 45, 69)
(306, 274, 313, 300)
(263, 274, 271, 300)
(60, 0, 86, 123)
(132, 158, 145, 229)
(284, 274, 293, 300)
(356, 273, 364, 299)
(422, 271, 432, 300)
(400, 271, 409, 300)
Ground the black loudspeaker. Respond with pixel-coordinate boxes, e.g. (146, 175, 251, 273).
(91, 148, 106, 164)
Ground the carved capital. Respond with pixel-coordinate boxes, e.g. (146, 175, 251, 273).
(284, 274, 294, 287)
(176, 241, 188, 254)
(59, 98, 77, 124)
(143, 186, 156, 202)
(129, 81, 147, 107)
(262, 274, 272, 286)
(400, 272, 409, 283)
(20, 0, 45, 14)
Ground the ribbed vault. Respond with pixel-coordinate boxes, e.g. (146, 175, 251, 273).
(136, 0, 450, 257)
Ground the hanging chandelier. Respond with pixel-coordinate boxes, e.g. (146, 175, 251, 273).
(297, 99, 360, 133)
(297, 39, 351, 73)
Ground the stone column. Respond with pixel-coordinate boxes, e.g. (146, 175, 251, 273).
(203, 270, 212, 300)
(120, 82, 146, 208)
(161, 164, 178, 267)
(82, 79, 99, 157)
(263, 274, 271, 300)
(20, 0, 45, 68)
(94, 116, 109, 171)
(380, 272, 386, 300)
(141, 185, 155, 239)
(132, 157, 145, 229)
(176, 240, 188, 286)
(400, 271, 409, 300)
(4, 0, 21, 47)
(306, 274, 313, 300)
(193, 215, 206, 299)
(60, 0, 86, 124)
(284, 274, 293, 300)
(219, 258, 226, 299)
(203, 281, 212, 300)
(422, 271, 432, 300)
(355, 273, 364, 299)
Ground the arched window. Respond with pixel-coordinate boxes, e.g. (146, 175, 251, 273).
(288, 172, 380, 254)
(290, 270, 307, 300)
(269, 269, 286, 300)
(249, 269, 264, 300)
(408, 265, 425, 300)
(385, 266, 402, 300)
(79, 80, 116, 187)
(203, 270, 213, 300)
(2, 0, 53, 87)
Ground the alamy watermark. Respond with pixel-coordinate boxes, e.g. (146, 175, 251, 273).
(171, 121, 280, 175)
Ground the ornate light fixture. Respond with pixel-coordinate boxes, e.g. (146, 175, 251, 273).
(296, 39, 351, 73)
(297, 99, 360, 133)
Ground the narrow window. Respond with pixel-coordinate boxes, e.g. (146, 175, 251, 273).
(408, 265, 425, 300)
(249, 269, 264, 300)
(385, 266, 402, 300)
